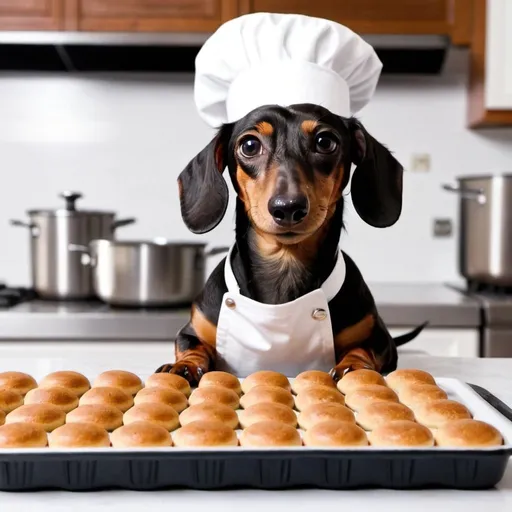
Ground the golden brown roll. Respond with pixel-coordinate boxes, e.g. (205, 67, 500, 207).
(344, 385, 399, 412)
(303, 420, 368, 447)
(134, 386, 188, 413)
(189, 386, 240, 410)
(123, 403, 180, 431)
(239, 420, 302, 447)
(0, 409, 5, 426)
(179, 403, 239, 429)
(0, 423, 47, 448)
(66, 405, 124, 432)
(239, 402, 298, 429)
(291, 370, 336, 394)
(199, 371, 242, 395)
(49, 423, 110, 448)
(111, 421, 173, 448)
(336, 369, 387, 395)
(5, 403, 65, 432)
(79, 386, 134, 412)
(24, 386, 79, 413)
(0, 371, 37, 396)
(434, 419, 503, 447)
(294, 386, 345, 412)
(240, 385, 294, 409)
(368, 420, 434, 447)
(385, 368, 436, 393)
(0, 389, 23, 413)
(172, 420, 238, 447)
(413, 399, 473, 428)
(356, 401, 415, 431)
(39, 371, 91, 397)
(399, 383, 448, 408)
(297, 403, 355, 430)
(93, 370, 143, 396)
(241, 371, 291, 394)
(145, 373, 191, 397)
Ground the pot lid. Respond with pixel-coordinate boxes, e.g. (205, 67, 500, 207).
(27, 192, 116, 217)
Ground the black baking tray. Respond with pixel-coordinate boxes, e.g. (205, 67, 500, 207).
(0, 383, 511, 492)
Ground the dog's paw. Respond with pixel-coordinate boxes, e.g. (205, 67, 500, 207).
(154, 362, 205, 386)
(329, 362, 373, 382)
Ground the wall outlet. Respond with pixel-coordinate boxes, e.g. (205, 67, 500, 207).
(410, 153, 431, 172)
(433, 218, 453, 237)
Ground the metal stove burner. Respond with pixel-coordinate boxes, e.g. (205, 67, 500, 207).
(0, 286, 37, 308)
(466, 280, 512, 296)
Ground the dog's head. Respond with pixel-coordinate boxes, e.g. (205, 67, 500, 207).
(178, 104, 403, 242)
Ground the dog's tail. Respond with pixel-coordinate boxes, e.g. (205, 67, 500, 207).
(393, 321, 429, 347)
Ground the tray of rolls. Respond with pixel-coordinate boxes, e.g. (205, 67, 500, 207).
(0, 367, 511, 491)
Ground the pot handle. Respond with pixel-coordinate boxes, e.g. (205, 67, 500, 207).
(9, 219, 40, 237)
(68, 244, 94, 267)
(205, 246, 230, 257)
(112, 218, 136, 231)
(441, 184, 487, 205)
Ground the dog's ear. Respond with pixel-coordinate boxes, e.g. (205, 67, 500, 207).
(349, 119, 403, 228)
(178, 126, 232, 234)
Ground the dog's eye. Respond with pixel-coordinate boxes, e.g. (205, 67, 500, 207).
(314, 132, 339, 154)
(239, 136, 262, 158)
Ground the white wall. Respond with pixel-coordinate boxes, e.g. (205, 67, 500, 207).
(2, 48, 512, 287)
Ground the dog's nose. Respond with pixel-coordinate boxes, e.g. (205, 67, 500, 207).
(268, 194, 309, 226)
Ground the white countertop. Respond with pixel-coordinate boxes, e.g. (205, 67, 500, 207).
(2, 354, 512, 511)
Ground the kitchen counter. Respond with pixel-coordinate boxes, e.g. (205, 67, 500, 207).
(0, 355, 511, 511)
(0, 283, 479, 340)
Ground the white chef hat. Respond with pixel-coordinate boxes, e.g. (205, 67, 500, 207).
(194, 12, 383, 128)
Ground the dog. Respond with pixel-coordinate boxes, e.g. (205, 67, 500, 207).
(156, 103, 426, 385)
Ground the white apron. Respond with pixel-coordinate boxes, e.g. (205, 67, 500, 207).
(215, 245, 346, 377)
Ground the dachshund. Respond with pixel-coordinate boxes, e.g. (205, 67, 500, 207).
(156, 103, 426, 385)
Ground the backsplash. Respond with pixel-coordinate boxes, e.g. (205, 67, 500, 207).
(2, 48, 512, 286)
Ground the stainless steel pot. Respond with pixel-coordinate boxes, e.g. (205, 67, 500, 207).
(69, 239, 228, 307)
(443, 174, 512, 285)
(10, 192, 136, 300)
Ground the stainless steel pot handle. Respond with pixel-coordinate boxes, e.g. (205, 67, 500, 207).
(205, 246, 230, 257)
(442, 184, 487, 205)
(9, 219, 40, 237)
(112, 218, 136, 231)
(68, 244, 95, 267)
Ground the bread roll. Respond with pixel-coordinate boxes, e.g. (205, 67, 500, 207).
(189, 386, 240, 410)
(344, 385, 399, 412)
(297, 403, 355, 430)
(336, 369, 387, 395)
(24, 386, 79, 413)
(434, 419, 503, 447)
(240, 385, 294, 409)
(413, 399, 472, 428)
(134, 386, 188, 413)
(291, 370, 336, 394)
(179, 403, 239, 429)
(303, 420, 368, 447)
(368, 420, 434, 447)
(79, 386, 133, 412)
(67, 404, 123, 432)
(0, 423, 47, 448)
(111, 421, 173, 448)
(294, 386, 345, 411)
(0, 389, 23, 413)
(123, 403, 180, 431)
(172, 420, 238, 447)
(0, 371, 37, 396)
(241, 371, 291, 394)
(239, 402, 298, 429)
(39, 371, 90, 397)
(49, 423, 110, 448)
(0, 409, 5, 426)
(385, 368, 435, 393)
(356, 401, 415, 431)
(399, 384, 448, 408)
(6, 403, 65, 432)
(239, 420, 302, 447)
(93, 370, 143, 396)
(145, 373, 191, 397)
(199, 371, 242, 395)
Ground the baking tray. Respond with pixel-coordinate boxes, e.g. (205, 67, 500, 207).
(0, 377, 511, 491)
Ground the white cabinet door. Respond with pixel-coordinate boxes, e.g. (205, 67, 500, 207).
(485, 0, 512, 109)
(389, 328, 479, 358)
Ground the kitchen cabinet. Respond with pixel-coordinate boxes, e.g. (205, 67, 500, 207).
(468, 0, 512, 127)
(0, 0, 64, 30)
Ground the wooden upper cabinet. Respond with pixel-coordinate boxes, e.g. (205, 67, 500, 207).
(66, 0, 238, 32)
(0, 0, 64, 30)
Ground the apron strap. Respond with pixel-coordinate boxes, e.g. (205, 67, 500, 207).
(224, 244, 346, 302)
